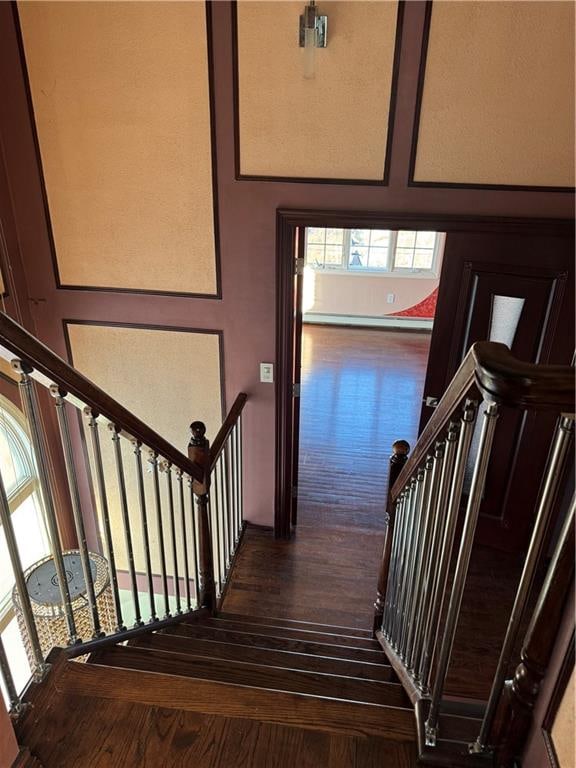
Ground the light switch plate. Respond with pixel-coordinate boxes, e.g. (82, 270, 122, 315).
(260, 363, 274, 383)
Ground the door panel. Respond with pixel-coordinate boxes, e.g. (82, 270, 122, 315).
(420, 231, 574, 551)
(290, 229, 305, 526)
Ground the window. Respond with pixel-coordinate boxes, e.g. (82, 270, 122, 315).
(0, 398, 50, 629)
(305, 228, 443, 276)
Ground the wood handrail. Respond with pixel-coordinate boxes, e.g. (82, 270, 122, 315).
(391, 341, 575, 499)
(0, 312, 203, 483)
(210, 392, 248, 472)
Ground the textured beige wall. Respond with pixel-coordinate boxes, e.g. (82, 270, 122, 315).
(237, 1, 398, 179)
(67, 323, 222, 576)
(414, 1, 575, 187)
(18, 1, 217, 293)
(551, 667, 575, 768)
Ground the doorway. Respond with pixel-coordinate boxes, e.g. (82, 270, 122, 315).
(294, 225, 441, 531)
(275, 211, 574, 543)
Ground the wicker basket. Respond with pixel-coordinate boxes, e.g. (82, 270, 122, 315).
(12, 550, 116, 666)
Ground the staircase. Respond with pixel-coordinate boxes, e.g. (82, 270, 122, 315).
(14, 611, 418, 766)
(1, 313, 574, 768)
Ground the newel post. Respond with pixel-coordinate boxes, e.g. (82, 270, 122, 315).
(490, 497, 575, 767)
(373, 439, 410, 634)
(188, 421, 216, 612)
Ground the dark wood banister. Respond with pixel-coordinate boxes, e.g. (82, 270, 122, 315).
(391, 341, 575, 499)
(0, 312, 203, 483)
(209, 392, 248, 472)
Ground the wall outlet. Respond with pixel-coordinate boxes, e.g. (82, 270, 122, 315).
(260, 363, 274, 383)
(386, 293, 395, 304)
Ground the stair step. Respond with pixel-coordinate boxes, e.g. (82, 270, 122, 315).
(132, 631, 394, 682)
(60, 658, 415, 740)
(216, 611, 374, 639)
(92, 645, 409, 707)
(162, 623, 389, 664)
(200, 616, 381, 649)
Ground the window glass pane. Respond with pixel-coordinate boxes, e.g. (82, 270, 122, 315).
(0, 430, 19, 497)
(414, 249, 434, 269)
(0, 492, 50, 612)
(367, 248, 389, 268)
(350, 229, 369, 247)
(1, 616, 32, 704)
(397, 230, 416, 248)
(0, 425, 28, 498)
(325, 228, 344, 245)
(349, 247, 368, 267)
(306, 244, 325, 266)
(306, 228, 325, 245)
(415, 231, 436, 248)
(370, 230, 391, 247)
(325, 245, 344, 266)
(395, 248, 414, 268)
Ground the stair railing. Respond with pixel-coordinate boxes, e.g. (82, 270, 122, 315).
(373, 340, 574, 765)
(0, 312, 246, 712)
(187, 392, 247, 611)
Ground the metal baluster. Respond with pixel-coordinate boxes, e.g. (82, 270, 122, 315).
(472, 415, 575, 754)
(165, 464, 181, 614)
(134, 441, 156, 622)
(14, 362, 78, 643)
(218, 457, 230, 572)
(391, 480, 416, 648)
(0, 635, 21, 712)
(399, 470, 426, 658)
(52, 389, 101, 638)
(389, 491, 410, 645)
(223, 443, 233, 557)
(187, 477, 200, 608)
(177, 471, 192, 612)
(426, 401, 498, 745)
(111, 426, 142, 627)
(405, 457, 435, 671)
(150, 452, 170, 618)
(86, 411, 125, 632)
(409, 444, 445, 678)
(231, 428, 239, 545)
(417, 423, 459, 688)
(383, 492, 405, 637)
(238, 414, 244, 525)
(0, 471, 45, 675)
(210, 459, 223, 596)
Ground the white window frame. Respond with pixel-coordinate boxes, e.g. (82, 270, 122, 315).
(305, 229, 445, 278)
(0, 399, 45, 632)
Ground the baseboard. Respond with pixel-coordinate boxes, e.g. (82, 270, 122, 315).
(303, 313, 433, 331)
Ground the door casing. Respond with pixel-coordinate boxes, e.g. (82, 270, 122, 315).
(274, 209, 574, 539)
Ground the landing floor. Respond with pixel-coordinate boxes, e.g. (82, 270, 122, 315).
(27, 696, 416, 768)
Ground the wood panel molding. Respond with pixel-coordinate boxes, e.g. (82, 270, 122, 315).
(408, 1, 575, 193)
(232, 1, 405, 186)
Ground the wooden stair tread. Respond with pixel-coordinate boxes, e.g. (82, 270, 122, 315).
(163, 623, 388, 664)
(216, 611, 374, 639)
(55, 658, 416, 740)
(92, 644, 409, 707)
(132, 631, 394, 681)
(201, 616, 381, 649)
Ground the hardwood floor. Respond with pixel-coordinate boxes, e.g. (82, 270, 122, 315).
(297, 325, 430, 530)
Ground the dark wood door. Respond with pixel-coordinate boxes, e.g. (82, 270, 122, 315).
(420, 229, 574, 551)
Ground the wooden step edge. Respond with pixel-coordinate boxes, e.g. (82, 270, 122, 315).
(59, 659, 417, 741)
(10, 747, 44, 768)
(415, 699, 491, 768)
(91, 646, 410, 706)
(170, 624, 388, 661)
(134, 632, 395, 681)
(13, 648, 68, 738)
(216, 611, 373, 639)
(203, 617, 380, 648)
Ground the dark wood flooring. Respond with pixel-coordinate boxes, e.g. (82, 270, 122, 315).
(21, 694, 416, 767)
(296, 325, 430, 530)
